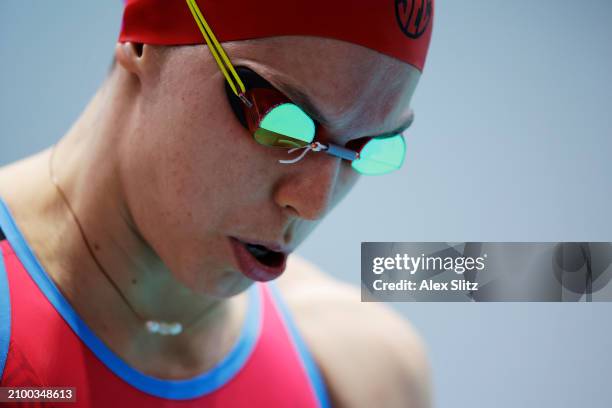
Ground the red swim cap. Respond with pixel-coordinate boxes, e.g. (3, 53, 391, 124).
(119, 0, 434, 72)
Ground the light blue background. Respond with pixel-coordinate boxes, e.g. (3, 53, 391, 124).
(1, 1, 611, 407)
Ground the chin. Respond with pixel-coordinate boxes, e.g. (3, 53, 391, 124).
(190, 269, 254, 299)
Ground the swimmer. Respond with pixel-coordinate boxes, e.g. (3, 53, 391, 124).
(0, 0, 434, 406)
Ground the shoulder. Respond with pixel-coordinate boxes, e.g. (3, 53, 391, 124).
(275, 256, 431, 408)
(0, 150, 47, 203)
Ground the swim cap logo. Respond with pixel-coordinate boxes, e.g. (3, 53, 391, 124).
(395, 0, 433, 39)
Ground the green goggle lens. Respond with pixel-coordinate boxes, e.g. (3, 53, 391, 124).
(252, 101, 405, 175)
(254, 103, 315, 148)
(351, 134, 406, 175)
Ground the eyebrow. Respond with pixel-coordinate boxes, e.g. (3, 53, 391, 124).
(272, 78, 415, 140)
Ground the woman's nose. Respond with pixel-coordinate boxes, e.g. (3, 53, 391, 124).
(273, 153, 340, 221)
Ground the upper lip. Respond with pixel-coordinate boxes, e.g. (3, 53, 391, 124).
(231, 236, 292, 254)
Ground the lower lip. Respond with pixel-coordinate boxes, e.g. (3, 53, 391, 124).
(229, 238, 287, 282)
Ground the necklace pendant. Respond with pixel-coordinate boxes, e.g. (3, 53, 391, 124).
(146, 320, 183, 336)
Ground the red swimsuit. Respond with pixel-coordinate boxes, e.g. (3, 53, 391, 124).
(0, 199, 330, 407)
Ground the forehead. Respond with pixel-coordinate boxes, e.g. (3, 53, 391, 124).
(227, 36, 421, 142)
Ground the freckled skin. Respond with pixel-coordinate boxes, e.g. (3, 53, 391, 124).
(0, 36, 425, 389)
(118, 37, 421, 298)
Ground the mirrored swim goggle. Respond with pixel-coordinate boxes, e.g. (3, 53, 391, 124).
(186, 0, 408, 175)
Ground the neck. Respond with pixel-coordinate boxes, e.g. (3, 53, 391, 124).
(2, 69, 248, 376)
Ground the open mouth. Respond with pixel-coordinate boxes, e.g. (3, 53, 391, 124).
(244, 243, 286, 268)
(229, 237, 288, 282)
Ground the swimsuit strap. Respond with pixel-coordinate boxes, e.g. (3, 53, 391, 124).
(0, 225, 11, 381)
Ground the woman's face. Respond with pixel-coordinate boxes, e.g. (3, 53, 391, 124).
(118, 36, 421, 297)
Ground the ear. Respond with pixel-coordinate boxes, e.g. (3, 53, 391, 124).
(114, 42, 145, 76)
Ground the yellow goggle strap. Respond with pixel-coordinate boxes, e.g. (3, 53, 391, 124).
(185, 0, 248, 102)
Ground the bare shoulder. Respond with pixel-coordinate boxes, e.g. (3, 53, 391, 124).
(275, 256, 431, 408)
(0, 160, 17, 199)
(0, 150, 49, 203)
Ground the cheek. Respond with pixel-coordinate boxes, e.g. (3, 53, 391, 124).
(134, 81, 268, 226)
(120, 80, 278, 290)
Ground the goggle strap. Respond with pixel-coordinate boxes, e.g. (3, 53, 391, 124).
(185, 0, 247, 98)
(238, 93, 253, 108)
